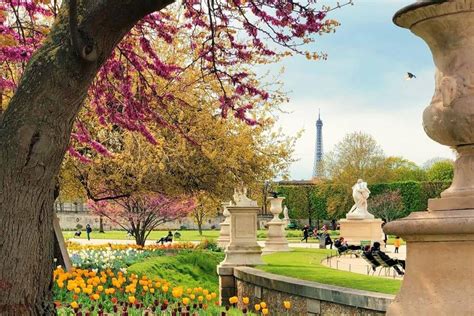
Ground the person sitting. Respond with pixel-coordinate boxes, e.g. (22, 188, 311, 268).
(371, 242, 405, 276)
(74, 230, 81, 237)
(157, 231, 173, 245)
(362, 245, 380, 271)
(335, 237, 361, 255)
(312, 227, 319, 240)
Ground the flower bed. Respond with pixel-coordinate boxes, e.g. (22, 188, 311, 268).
(53, 267, 291, 315)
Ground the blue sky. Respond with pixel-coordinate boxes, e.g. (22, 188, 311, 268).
(269, 0, 454, 180)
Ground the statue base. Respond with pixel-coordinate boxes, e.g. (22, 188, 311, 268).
(217, 220, 230, 249)
(384, 209, 474, 315)
(339, 218, 384, 247)
(262, 220, 290, 254)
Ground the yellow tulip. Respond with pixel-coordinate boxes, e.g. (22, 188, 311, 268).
(70, 301, 79, 309)
(74, 287, 81, 294)
(211, 292, 217, 299)
(97, 285, 104, 292)
(128, 296, 136, 304)
(255, 304, 261, 311)
(283, 301, 291, 309)
(203, 289, 209, 296)
(198, 296, 204, 302)
(262, 308, 269, 315)
(243, 297, 250, 305)
(92, 293, 100, 300)
(206, 294, 212, 301)
(261, 302, 267, 308)
(190, 294, 195, 300)
(143, 286, 149, 292)
(162, 285, 169, 293)
(229, 296, 238, 304)
(150, 288, 155, 294)
(182, 297, 190, 305)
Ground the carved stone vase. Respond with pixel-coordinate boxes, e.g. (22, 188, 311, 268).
(385, 1, 474, 315)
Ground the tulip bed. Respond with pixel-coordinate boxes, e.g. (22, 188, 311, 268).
(54, 244, 293, 315)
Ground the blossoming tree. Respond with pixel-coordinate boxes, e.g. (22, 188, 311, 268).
(88, 194, 196, 246)
(0, 0, 351, 313)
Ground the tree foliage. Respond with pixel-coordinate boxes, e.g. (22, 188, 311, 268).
(426, 159, 454, 182)
(277, 180, 451, 221)
(0, 0, 351, 311)
(368, 190, 404, 223)
(89, 193, 195, 246)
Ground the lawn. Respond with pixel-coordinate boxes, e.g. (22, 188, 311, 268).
(127, 250, 225, 292)
(63, 229, 404, 245)
(260, 248, 401, 295)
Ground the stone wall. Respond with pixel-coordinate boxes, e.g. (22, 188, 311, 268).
(230, 267, 394, 315)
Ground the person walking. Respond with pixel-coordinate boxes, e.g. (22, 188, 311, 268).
(325, 233, 333, 249)
(394, 236, 401, 253)
(86, 224, 92, 241)
(301, 225, 309, 243)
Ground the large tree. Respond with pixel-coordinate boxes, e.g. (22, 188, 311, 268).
(324, 131, 387, 185)
(89, 193, 196, 246)
(0, 0, 348, 313)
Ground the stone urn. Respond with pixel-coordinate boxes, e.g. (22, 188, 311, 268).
(268, 197, 285, 222)
(263, 197, 290, 253)
(385, 1, 474, 315)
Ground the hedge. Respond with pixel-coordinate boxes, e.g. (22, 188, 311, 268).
(277, 181, 451, 221)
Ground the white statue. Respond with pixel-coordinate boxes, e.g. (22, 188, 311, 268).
(283, 206, 290, 221)
(233, 186, 258, 207)
(346, 179, 374, 219)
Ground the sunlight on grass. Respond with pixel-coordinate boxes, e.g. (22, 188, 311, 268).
(260, 248, 401, 295)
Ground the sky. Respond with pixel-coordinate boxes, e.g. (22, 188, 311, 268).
(268, 0, 454, 180)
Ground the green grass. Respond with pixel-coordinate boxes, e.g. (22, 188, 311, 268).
(260, 248, 401, 295)
(127, 250, 225, 292)
(63, 229, 405, 245)
(63, 230, 221, 242)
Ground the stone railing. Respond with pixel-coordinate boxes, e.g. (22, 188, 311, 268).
(230, 266, 394, 315)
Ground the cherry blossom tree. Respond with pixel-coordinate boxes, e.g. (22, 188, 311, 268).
(89, 194, 196, 246)
(0, 0, 352, 313)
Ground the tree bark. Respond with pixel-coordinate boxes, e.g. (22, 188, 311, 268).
(0, 0, 173, 314)
(99, 216, 105, 233)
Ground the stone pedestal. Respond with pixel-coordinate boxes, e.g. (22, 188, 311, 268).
(218, 201, 264, 305)
(263, 197, 290, 253)
(339, 219, 383, 246)
(219, 205, 264, 267)
(217, 202, 231, 248)
(386, 1, 474, 315)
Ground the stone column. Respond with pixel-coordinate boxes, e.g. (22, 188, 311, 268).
(217, 201, 232, 249)
(263, 197, 290, 253)
(386, 1, 474, 315)
(217, 188, 264, 305)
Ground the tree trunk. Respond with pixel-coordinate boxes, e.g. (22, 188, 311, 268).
(198, 222, 203, 236)
(99, 216, 105, 233)
(0, 1, 173, 314)
(135, 229, 146, 247)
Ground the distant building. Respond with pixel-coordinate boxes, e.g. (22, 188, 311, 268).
(312, 111, 324, 178)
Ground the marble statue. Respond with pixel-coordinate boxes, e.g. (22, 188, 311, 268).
(346, 179, 374, 219)
(233, 186, 258, 207)
(283, 206, 290, 222)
